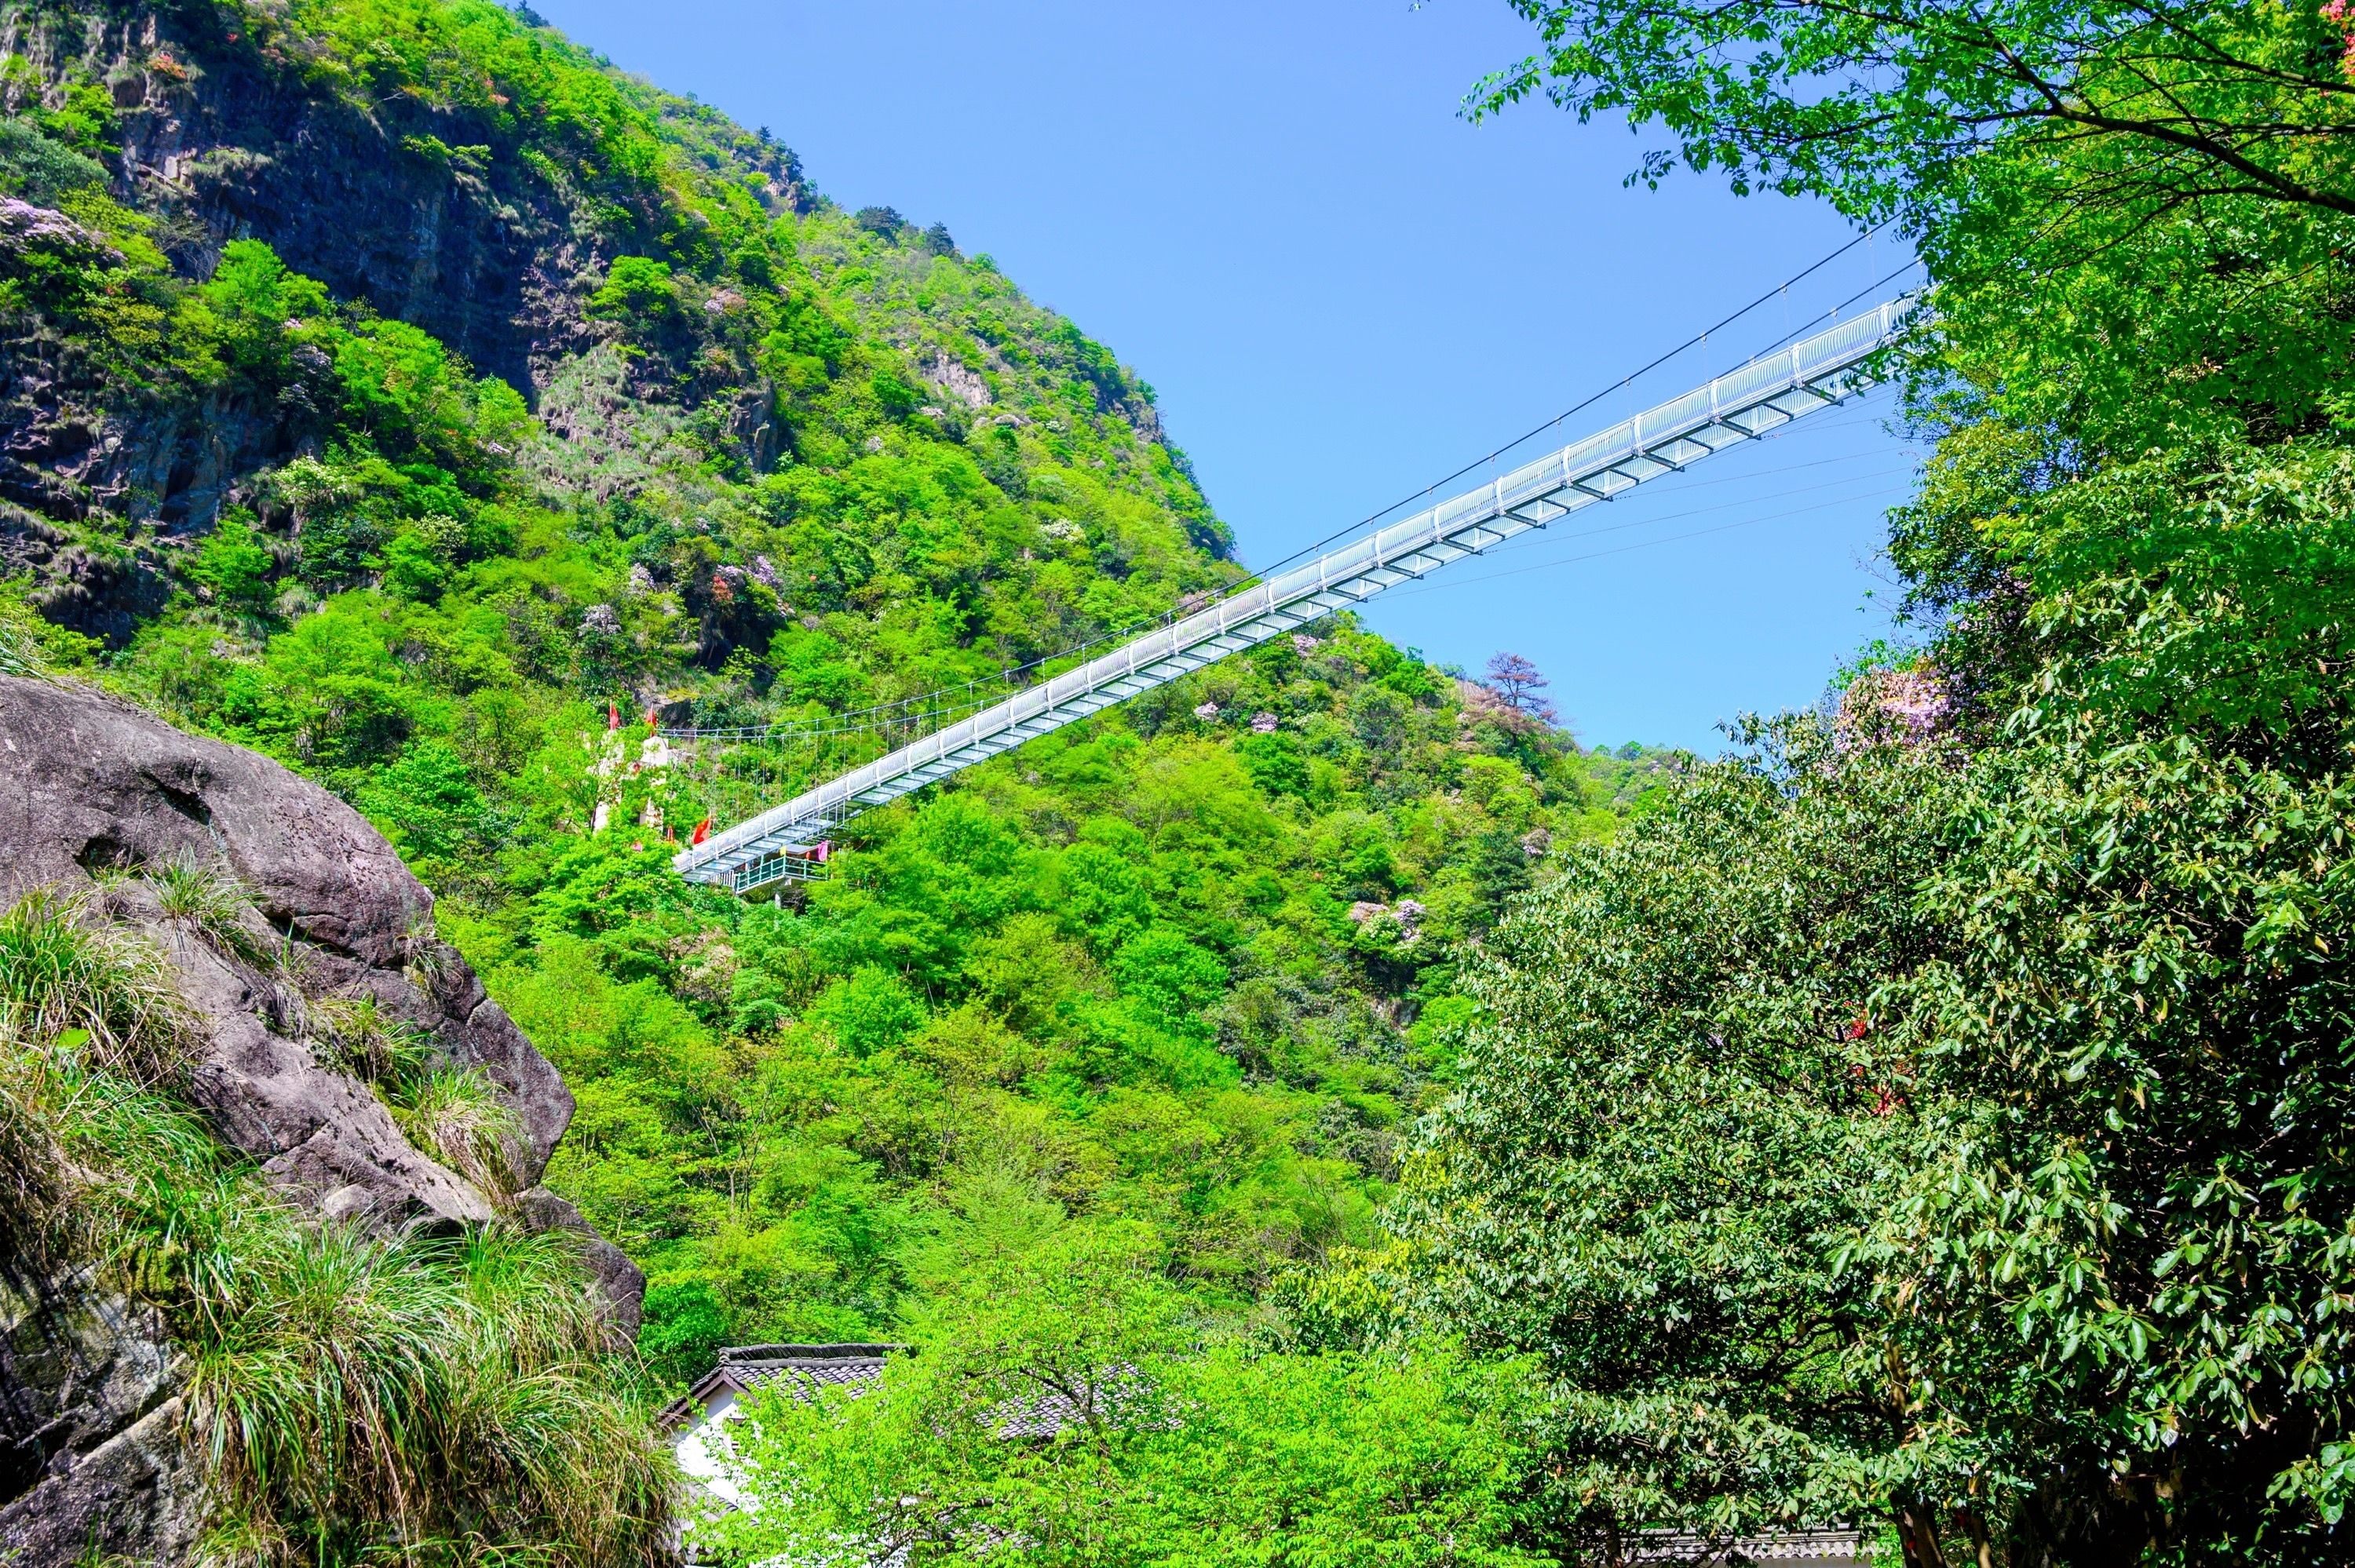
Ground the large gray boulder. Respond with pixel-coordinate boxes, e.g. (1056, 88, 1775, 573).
(0, 673, 644, 1563)
(0, 673, 577, 1216)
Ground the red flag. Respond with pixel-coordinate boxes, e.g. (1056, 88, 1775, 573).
(691, 819, 711, 845)
(606, 702, 619, 731)
(644, 709, 658, 731)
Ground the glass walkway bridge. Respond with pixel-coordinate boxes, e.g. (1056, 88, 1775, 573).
(674, 297, 1914, 894)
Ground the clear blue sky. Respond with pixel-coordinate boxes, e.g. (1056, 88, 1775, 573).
(532, 0, 1923, 750)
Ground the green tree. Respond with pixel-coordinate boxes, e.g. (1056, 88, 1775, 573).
(1386, 717, 1959, 1555)
(639, 1278, 732, 1387)
(702, 1223, 1547, 1567)
(809, 965, 926, 1056)
(197, 239, 334, 380)
(1477, 2, 2355, 219)
(588, 254, 678, 325)
(0, 118, 105, 203)
(1477, 1, 2355, 460)
(35, 81, 119, 156)
(186, 516, 277, 611)
(356, 740, 487, 866)
(1425, 4, 2355, 1560)
(374, 527, 453, 601)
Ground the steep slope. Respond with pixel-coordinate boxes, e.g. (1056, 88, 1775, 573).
(0, 0, 1673, 1384)
(0, 0, 1222, 655)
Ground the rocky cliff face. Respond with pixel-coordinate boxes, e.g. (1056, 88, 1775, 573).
(10, 4, 804, 392)
(0, 671, 642, 1565)
(0, 1277, 199, 1566)
(0, 0, 808, 636)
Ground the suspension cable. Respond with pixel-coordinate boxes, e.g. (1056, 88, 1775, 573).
(666, 228, 1915, 746)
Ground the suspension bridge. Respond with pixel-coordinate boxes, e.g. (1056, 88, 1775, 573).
(668, 295, 1915, 894)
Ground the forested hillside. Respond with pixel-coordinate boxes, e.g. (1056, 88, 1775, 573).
(0, 0, 1663, 1424)
(14, 2, 2339, 1566)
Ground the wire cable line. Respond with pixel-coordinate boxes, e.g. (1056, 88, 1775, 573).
(678, 296, 1919, 892)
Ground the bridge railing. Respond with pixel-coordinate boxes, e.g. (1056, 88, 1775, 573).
(677, 297, 1915, 888)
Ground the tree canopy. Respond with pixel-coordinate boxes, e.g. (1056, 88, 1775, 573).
(1337, 2, 2355, 1564)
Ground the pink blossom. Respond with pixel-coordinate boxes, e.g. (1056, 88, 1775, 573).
(1834, 664, 1953, 749)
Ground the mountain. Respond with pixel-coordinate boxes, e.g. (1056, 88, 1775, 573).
(0, 4, 1664, 1556)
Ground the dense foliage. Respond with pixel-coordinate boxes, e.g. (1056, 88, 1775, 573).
(469, 617, 1665, 1369)
(1338, 3, 2355, 1566)
(703, 1221, 1547, 1567)
(0, 0, 1665, 1476)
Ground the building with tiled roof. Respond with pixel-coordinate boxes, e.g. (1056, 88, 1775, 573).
(665, 1343, 903, 1509)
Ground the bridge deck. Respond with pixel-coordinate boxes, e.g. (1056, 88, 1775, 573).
(677, 301, 1911, 892)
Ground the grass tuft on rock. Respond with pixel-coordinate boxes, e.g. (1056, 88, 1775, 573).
(306, 991, 436, 1088)
(181, 1220, 674, 1566)
(0, 884, 188, 1081)
(392, 1066, 529, 1204)
(145, 853, 279, 967)
(0, 885, 679, 1565)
